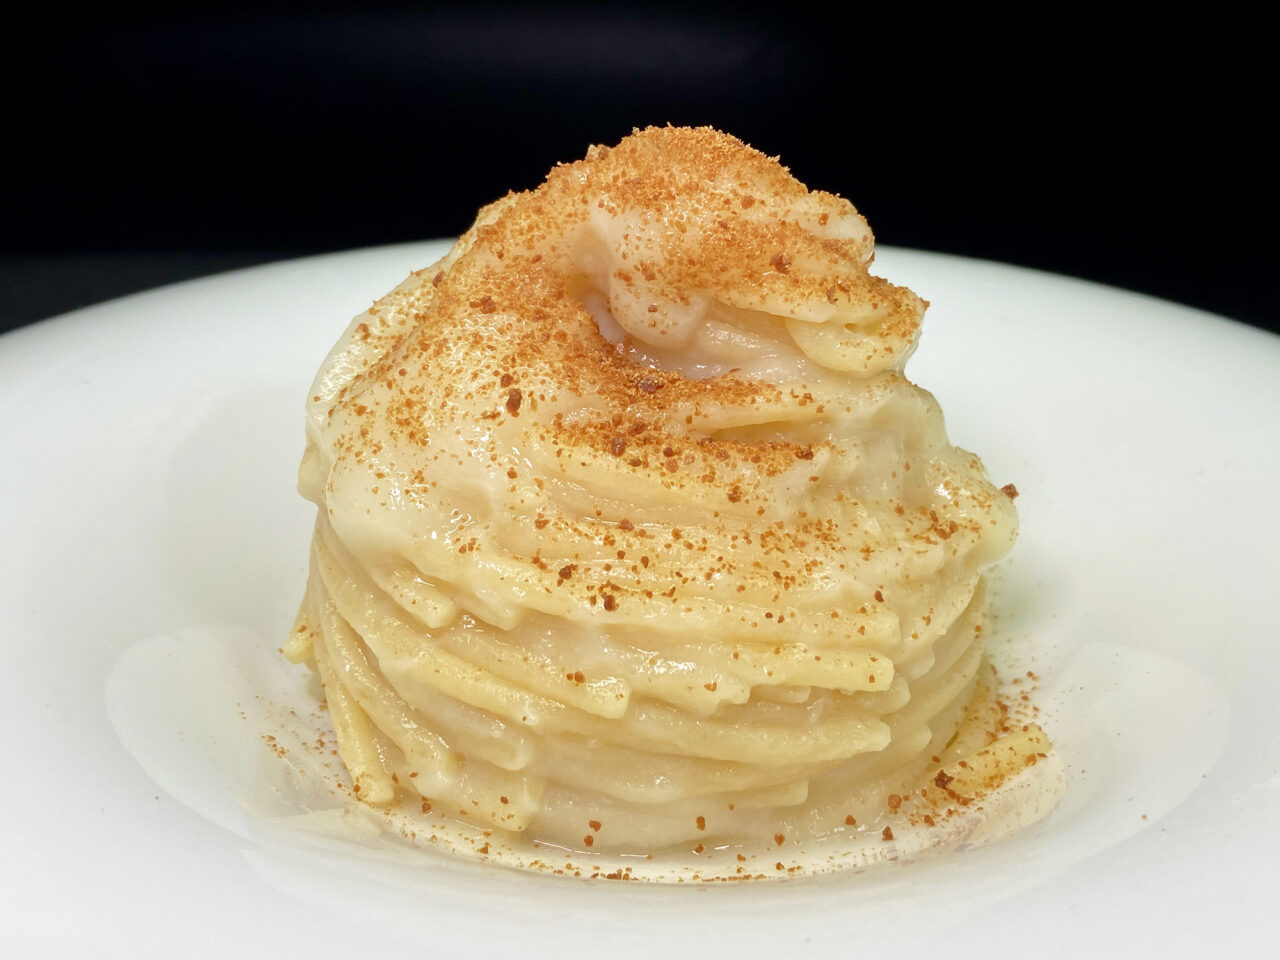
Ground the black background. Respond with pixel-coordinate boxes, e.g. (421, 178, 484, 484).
(3, 2, 1274, 336)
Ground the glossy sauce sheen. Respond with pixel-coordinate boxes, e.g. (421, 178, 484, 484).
(283, 127, 1052, 874)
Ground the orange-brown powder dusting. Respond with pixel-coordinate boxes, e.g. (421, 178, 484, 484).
(322, 128, 924, 541)
(895, 670, 1051, 832)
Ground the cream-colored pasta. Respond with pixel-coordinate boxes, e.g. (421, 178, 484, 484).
(285, 127, 1045, 864)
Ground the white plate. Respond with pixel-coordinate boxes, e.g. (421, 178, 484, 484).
(2, 243, 1277, 958)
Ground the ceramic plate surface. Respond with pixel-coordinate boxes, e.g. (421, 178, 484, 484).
(2, 243, 1277, 958)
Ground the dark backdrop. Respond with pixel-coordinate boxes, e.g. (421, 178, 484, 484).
(3, 2, 1274, 335)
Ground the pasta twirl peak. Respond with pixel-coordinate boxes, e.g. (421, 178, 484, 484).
(283, 127, 1059, 879)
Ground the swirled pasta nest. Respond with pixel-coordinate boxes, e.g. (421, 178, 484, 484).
(284, 127, 1047, 869)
